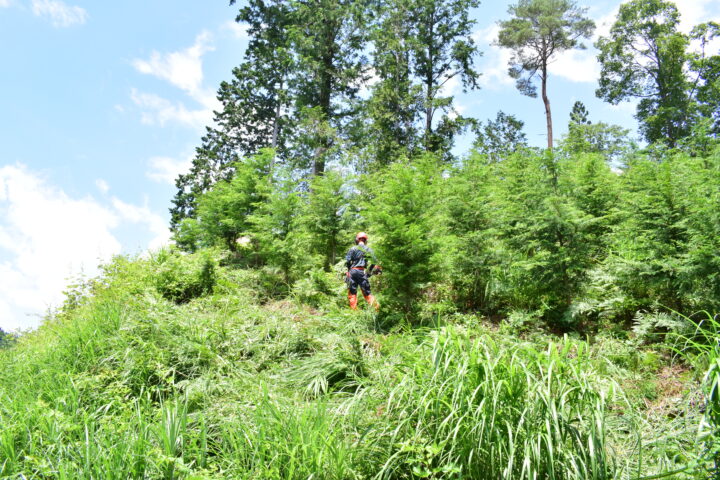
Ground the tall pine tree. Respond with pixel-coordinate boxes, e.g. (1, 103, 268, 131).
(498, 0, 594, 149)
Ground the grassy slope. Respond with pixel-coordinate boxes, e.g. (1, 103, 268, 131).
(0, 253, 708, 479)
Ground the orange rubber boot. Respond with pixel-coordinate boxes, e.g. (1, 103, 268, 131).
(348, 293, 358, 310)
(363, 294, 380, 311)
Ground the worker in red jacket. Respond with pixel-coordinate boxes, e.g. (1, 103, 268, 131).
(345, 232, 380, 310)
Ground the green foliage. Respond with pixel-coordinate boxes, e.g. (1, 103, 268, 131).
(175, 125, 720, 333)
(0, 328, 16, 349)
(364, 0, 481, 163)
(570, 101, 591, 125)
(408, 0, 481, 154)
(297, 170, 357, 270)
(445, 152, 495, 311)
(499, 0, 595, 98)
(287, 0, 371, 175)
(561, 103, 632, 162)
(151, 248, 217, 304)
(561, 121, 632, 163)
(482, 151, 616, 324)
(365, 155, 446, 313)
(291, 267, 343, 308)
(670, 312, 720, 476)
(247, 169, 303, 282)
(590, 152, 720, 318)
(377, 327, 614, 479)
(472, 110, 529, 162)
(631, 310, 692, 343)
(365, 0, 422, 167)
(689, 22, 720, 137)
(170, 0, 293, 232)
(0, 250, 712, 478)
(286, 334, 366, 397)
(440, 148, 619, 325)
(178, 149, 273, 251)
(595, 0, 694, 146)
(167, 0, 720, 335)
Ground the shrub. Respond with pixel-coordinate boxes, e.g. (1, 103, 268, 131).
(364, 155, 446, 314)
(152, 249, 217, 303)
(291, 267, 342, 308)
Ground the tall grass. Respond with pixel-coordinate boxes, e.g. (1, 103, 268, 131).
(213, 394, 369, 479)
(374, 327, 613, 479)
(671, 312, 720, 477)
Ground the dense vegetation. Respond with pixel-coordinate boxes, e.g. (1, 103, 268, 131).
(0, 252, 717, 478)
(2, 0, 720, 477)
(174, 146, 720, 332)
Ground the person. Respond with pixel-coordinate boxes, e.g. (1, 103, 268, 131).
(345, 232, 380, 310)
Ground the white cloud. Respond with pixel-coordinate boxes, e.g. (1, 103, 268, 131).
(131, 32, 220, 130)
(0, 164, 120, 331)
(147, 155, 193, 185)
(474, 25, 514, 90)
(447, 103, 468, 121)
(542, 2, 611, 85)
(549, 48, 600, 83)
(130, 89, 216, 129)
(224, 21, 249, 39)
(608, 100, 638, 114)
(439, 75, 462, 97)
(0, 0, 11, 8)
(677, 0, 720, 54)
(95, 179, 109, 193)
(111, 198, 170, 251)
(594, 6, 619, 39)
(677, 0, 720, 33)
(31, 0, 87, 27)
(357, 66, 380, 99)
(132, 32, 214, 98)
(0, 165, 174, 331)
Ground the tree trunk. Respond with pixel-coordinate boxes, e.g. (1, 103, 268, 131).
(424, 11, 435, 152)
(314, 73, 332, 175)
(424, 60, 433, 151)
(541, 65, 553, 150)
(313, 21, 337, 177)
(271, 81, 282, 150)
(270, 80, 283, 176)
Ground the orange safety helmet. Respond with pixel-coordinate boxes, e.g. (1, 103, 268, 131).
(355, 232, 368, 244)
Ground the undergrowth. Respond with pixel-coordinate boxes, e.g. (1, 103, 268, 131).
(0, 251, 712, 479)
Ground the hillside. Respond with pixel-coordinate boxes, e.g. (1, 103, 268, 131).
(0, 250, 715, 479)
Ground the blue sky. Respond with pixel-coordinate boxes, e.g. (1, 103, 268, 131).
(1, 0, 718, 330)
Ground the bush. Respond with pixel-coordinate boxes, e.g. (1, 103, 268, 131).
(364, 155, 446, 314)
(291, 267, 343, 308)
(152, 249, 217, 303)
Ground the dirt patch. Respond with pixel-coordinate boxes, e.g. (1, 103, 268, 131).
(645, 364, 703, 418)
(360, 336, 382, 357)
(262, 300, 321, 321)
